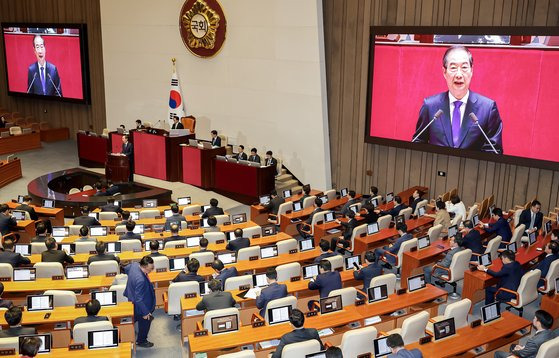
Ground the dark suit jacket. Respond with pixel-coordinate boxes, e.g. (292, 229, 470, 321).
(462, 230, 484, 254)
(272, 328, 323, 358)
(340, 198, 360, 216)
(305, 207, 323, 225)
(171, 122, 184, 129)
(388, 349, 423, 358)
(74, 315, 109, 326)
(122, 142, 134, 166)
(226, 237, 250, 252)
(201, 206, 224, 219)
(31, 235, 48, 243)
(361, 209, 379, 224)
(87, 253, 120, 265)
(73, 216, 100, 227)
(354, 263, 382, 290)
(123, 262, 155, 317)
(486, 217, 512, 243)
(15, 204, 38, 221)
(265, 157, 277, 168)
(389, 233, 414, 255)
(410, 197, 423, 214)
(255, 282, 288, 318)
(211, 136, 221, 147)
(0, 326, 36, 338)
(148, 252, 166, 258)
(487, 261, 522, 292)
(510, 329, 555, 358)
(412, 91, 503, 153)
(195, 291, 236, 311)
(381, 203, 407, 219)
(215, 267, 238, 290)
(265, 196, 285, 215)
(0, 213, 17, 235)
(234, 152, 248, 161)
(518, 209, 543, 232)
(308, 270, 342, 298)
(248, 154, 261, 163)
(119, 232, 141, 241)
(313, 251, 337, 264)
(164, 213, 186, 230)
(0, 251, 31, 267)
(172, 271, 205, 283)
(536, 254, 559, 278)
(0, 298, 13, 309)
(340, 218, 359, 240)
(100, 204, 121, 213)
(163, 235, 185, 246)
(27, 61, 62, 96)
(41, 249, 74, 265)
(106, 185, 120, 196)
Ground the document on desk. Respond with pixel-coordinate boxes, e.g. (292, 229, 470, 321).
(326, 229, 341, 234)
(243, 288, 260, 300)
(185, 309, 205, 317)
(92, 331, 113, 347)
(318, 328, 334, 336)
(364, 316, 382, 326)
(259, 339, 280, 349)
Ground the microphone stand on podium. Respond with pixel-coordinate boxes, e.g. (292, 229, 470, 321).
(106, 153, 130, 183)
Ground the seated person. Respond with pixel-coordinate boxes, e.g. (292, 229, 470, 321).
(265, 190, 285, 216)
(73, 206, 100, 227)
(147, 240, 166, 258)
(255, 267, 288, 318)
(271, 308, 323, 358)
(210, 130, 221, 147)
(248, 147, 261, 163)
(324, 347, 343, 358)
(119, 221, 141, 240)
(0, 282, 13, 308)
(204, 216, 220, 233)
(409, 189, 425, 215)
(172, 258, 204, 283)
(100, 198, 121, 214)
(339, 190, 360, 216)
(0, 238, 31, 267)
(193, 237, 213, 254)
(477, 250, 522, 304)
(296, 198, 324, 239)
(377, 195, 407, 218)
(433, 200, 451, 236)
(211, 259, 238, 290)
(552, 229, 559, 242)
(135, 119, 145, 129)
(460, 220, 484, 254)
(374, 222, 413, 268)
(330, 210, 359, 252)
(74, 299, 109, 325)
(201, 198, 224, 219)
(0, 204, 17, 236)
(314, 239, 337, 263)
(308, 259, 342, 302)
(357, 203, 379, 224)
(88, 241, 120, 265)
(41, 237, 74, 265)
(118, 210, 131, 225)
(233, 145, 248, 160)
(264, 151, 278, 173)
(31, 221, 49, 243)
(163, 223, 184, 245)
(0, 306, 36, 337)
(536, 241, 559, 288)
(171, 115, 184, 129)
(386, 333, 423, 357)
(446, 194, 466, 220)
(478, 208, 512, 246)
(105, 180, 120, 196)
(299, 184, 312, 204)
(75, 225, 97, 242)
(517, 200, 543, 235)
(164, 204, 186, 231)
(195, 278, 236, 312)
(424, 234, 465, 285)
(494, 309, 554, 358)
(15, 195, 38, 220)
(20, 336, 42, 358)
(92, 182, 106, 197)
(225, 228, 250, 252)
(353, 251, 382, 292)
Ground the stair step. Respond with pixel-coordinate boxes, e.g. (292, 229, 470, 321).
(275, 173, 292, 182)
(281, 169, 287, 175)
(291, 185, 303, 194)
(275, 179, 298, 191)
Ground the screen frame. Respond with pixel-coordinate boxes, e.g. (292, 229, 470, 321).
(433, 317, 456, 341)
(1, 22, 91, 104)
(210, 314, 239, 335)
(481, 302, 501, 324)
(87, 328, 118, 349)
(365, 26, 559, 171)
(267, 305, 292, 325)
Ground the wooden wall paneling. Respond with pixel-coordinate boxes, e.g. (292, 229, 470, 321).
(547, 0, 559, 25)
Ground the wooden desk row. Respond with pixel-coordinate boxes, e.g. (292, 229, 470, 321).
(0, 132, 41, 155)
(4, 342, 132, 358)
(0, 159, 22, 188)
(6, 201, 65, 226)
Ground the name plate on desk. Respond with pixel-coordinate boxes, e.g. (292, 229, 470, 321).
(52, 275, 64, 280)
(216, 240, 225, 244)
(0, 349, 15, 356)
(69, 343, 84, 351)
(419, 336, 432, 345)
(75, 303, 86, 308)
(174, 244, 185, 249)
(289, 249, 298, 254)
(396, 288, 406, 295)
(239, 284, 251, 291)
(306, 311, 318, 317)
(156, 268, 167, 273)
(185, 293, 197, 299)
(89, 250, 97, 254)
(357, 354, 371, 358)
(106, 272, 117, 277)
(252, 320, 265, 328)
(355, 299, 365, 306)
(223, 222, 231, 226)
(252, 234, 261, 238)
(194, 329, 208, 337)
(470, 319, 481, 328)
(249, 256, 259, 261)
(290, 276, 301, 282)
(0, 277, 10, 282)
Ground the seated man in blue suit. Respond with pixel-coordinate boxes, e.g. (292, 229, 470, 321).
(271, 309, 323, 358)
(386, 333, 423, 358)
(164, 205, 186, 231)
(225, 228, 250, 253)
(517, 200, 543, 235)
(477, 250, 522, 305)
(123, 256, 155, 348)
(479, 208, 512, 247)
(377, 196, 407, 219)
(211, 259, 238, 290)
(118, 221, 141, 241)
(412, 45, 503, 153)
(353, 251, 382, 294)
(314, 239, 337, 263)
(374, 222, 413, 268)
(536, 241, 559, 288)
(307, 259, 342, 310)
(255, 267, 288, 319)
(460, 220, 484, 254)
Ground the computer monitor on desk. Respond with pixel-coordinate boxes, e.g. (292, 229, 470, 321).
(15, 244, 30, 256)
(88, 212, 99, 220)
(177, 196, 191, 205)
(262, 224, 276, 237)
(65, 265, 89, 279)
(27, 295, 53, 311)
(143, 199, 157, 208)
(303, 264, 319, 279)
(231, 213, 246, 224)
(90, 226, 108, 236)
(252, 273, 268, 288)
(448, 225, 458, 238)
(92, 291, 117, 306)
(259, 195, 271, 206)
(345, 255, 361, 270)
(268, 305, 292, 325)
(19, 334, 51, 354)
(293, 201, 303, 212)
(186, 236, 201, 247)
(169, 257, 188, 271)
(12, 210, 26, 221)
(60, 243, 76, 255)
(260, 245, 278, 259)
(367, 222, 379, 235)
(164, 209, 173, 218)
(417, 235, 430, 250)
(385, 192, 394, 203)
(433, 317, 456, 341)
(42, 199, 55, 208)
(340, 188, 348, 197)
(319, 295, 342, 314)
(299, 238, 314, 252)
(87, 329, 119, 349)
(368, 284, 388, 303)
(478, 253, 492, 266)
(323, 212, 335, 223)
(417, 206, 426, 217)
(481, 302, 501, 324)
(144, 240, 162, 251)
(130, 211, 140, 220)
(17, 195, 25, 203)
(283, 189, 292, 198)
(373, 336, 391, 357)
(13, 268, 36, 281)
(211, 314, 239, 335)
(407, 274, 426, 292)
(133, 224, 144, 234)
(528, 231, 537, 246)
(217, 252, 237, 264)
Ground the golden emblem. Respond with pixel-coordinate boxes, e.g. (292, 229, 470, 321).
(181, 0, 220, 50)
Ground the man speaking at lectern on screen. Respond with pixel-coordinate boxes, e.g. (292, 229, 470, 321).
(27, 35, 62, 96)
(412, 45, 503, 154)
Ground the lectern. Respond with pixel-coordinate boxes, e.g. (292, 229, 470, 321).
(106, 154, 130, 183)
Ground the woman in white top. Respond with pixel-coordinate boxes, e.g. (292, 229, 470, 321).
(446, 194, 467, 222)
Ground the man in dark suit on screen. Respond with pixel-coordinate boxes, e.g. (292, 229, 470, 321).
(121, 134, 134, 182)
(27, 35, 62, 96)
(412, 45, 503, 153)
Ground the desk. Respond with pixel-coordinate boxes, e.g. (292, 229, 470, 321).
(7, 201, 64, 226)
(462, 232, 550, 311)
(407, 312, 531, 357)
(15, 220, 36, 242)
(77, 132, 109, 168)
(2, 342, 132, 357)
(400, 239, 451, 289)
(182, 145, 226, 189)
(0, 159, 22, 188)
(40, 127, 69, 142)
(213, 160, 276, 204)
(279, 207, 315, 236)
(250, 190, 324, 226)
(3, 276, 114, 295)
(0, 132, 41, 155)
(540, 293, 559, 329)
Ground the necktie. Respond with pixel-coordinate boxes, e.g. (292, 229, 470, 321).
(40, 66, 46, 94)
(451, 101, 462, 147)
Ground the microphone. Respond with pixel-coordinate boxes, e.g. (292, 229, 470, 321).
(469, 113, 499, 154)
(412, 109, 444, 143)
(27, 73, 37, 93)
(47, 73, 62, 97)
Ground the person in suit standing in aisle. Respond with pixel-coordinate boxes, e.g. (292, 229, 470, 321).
(233, 145, 248, 160)
(517, 200, 543, 235)
(41, 237, 74, 265)
(195, 278, 236, 312)
(210, 130, 221, 147)
(477, 250, 522, 304)
(386, 333, 423, 357)
(124, 256, 155, 348)
(255, 267, 288, 318)
(226, 228, 250, 253)
(248, 148, 261, 163)
(15, 196, 38, 221)
(121, 134, 134, 182)
(271, 309, 323, 358)
(479, 207, 512, 247)
(171, 115, 184, 129)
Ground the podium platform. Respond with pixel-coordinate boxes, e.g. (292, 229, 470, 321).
(106, 154, 130, 183)
(213, 159, 275, 204)
(181, 145, 226, 189)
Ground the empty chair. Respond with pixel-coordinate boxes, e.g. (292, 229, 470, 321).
(224, 275, 253, 291)
(328, 287, 357, 307)
(324, 189, 336, 201)
(242, 226, 262, 238)
(89, 261, 120, 276)
(115, 225, 127, 235)
(120, 239, 142, 252)
(498, 269, 541, 317)
(280, 340, 321, 357)
(263, 296, 297, 323)
(182, 205, 201, 216)
(0, 337, 19, 353)
(276, 262, 301, 282)
(386, 311, 430, 345)
(381, 238, 418, 273)
(139, 209, 159, 219)
(214, 215, 230, 225)
(203, 232, 226, 244)
(68, 225, 82, 236)
(504, 224, 525, 247)
(189, 252, 215, 267)
(269, 202, 293, 225)
(68, 188, 80, 194)
(34, 262, 63, 278)
(414, 199, 428, 216)
(302, 196, 317, 209)
(75, 241, 96, 254)
(99, 212, 118, 220)
(152, 256, 169, 271)
(466, 204, 478, 221)
(165, 281, 200, 315)
(300, 211, 330, 237)
(431, 249, 472, 299)
(202, 307, 240, 331)
(30, 242, 47, 254)
(237, 246, 260, 261)
(377, 214, 392, 230)
(368, 273, 397, 293)
(400, 207, 413, 221)
(73, 321, 114, 344)
(164, 240, 187, 250)
(276, 239, 297, 255)
(426, 299, 471, 334)
(217, 351, 256, 358)
(0, 264, 13, 279)
(539, 260, 559, 293)
(44, 290, 77, 307)
(109, 284, 127, 303)
(339, 326, 378, 358)
(428, 224, 443, 241)
(536, 336, 559, 358)
(82, 185, 94, 191)
(324, 255, 344, 271)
